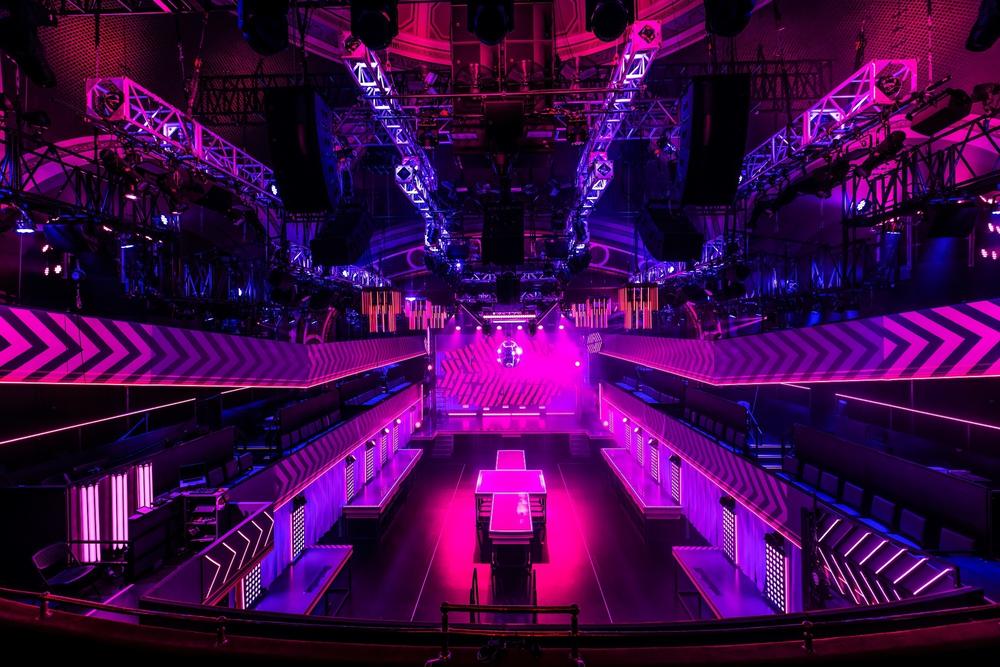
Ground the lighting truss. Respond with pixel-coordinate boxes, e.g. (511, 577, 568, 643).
(566, 21, 662, 257)
(343, 43, 452, 257)
(85, 77, 280, 204)
(56, 0, 205, 14)
(843, 113, 1000, 224)
(739, 59, 918, 193)
(281, 241, 390, 289)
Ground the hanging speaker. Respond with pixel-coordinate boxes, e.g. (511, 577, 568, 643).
(673, 75, 752, 206)
(263, 87, 342, 213)
(639, 201, 704, 262)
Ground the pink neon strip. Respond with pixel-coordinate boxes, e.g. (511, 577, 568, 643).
(0, 397, 197, 446)
(835, 393, 1000, 431)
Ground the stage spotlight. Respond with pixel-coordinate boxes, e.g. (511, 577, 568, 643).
(516, 324, 523, 331)
(468, 1, 513, 45)
(966, 0, 1000, 51)
(15, 215, 35, 234)
(856, 130, 907, 178)
(455, 325, 462, 331)
(558, 324, 565, 330)
(476, 325, 483, 331)
(496, 324, 503, 331)
(237, 0, 289, 56)
(586, 0, 633, 42)
(575, 361, 582, 367)
(0, 0, 57, 88)
(704, 0, 756, 38)
(351, 1, 399, 51)
(537, 324, 544, 331)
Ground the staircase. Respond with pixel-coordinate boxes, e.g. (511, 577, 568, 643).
(753, 442, 785, 470)
(569, 433, 592, 458)
(431, 433, 455, 458)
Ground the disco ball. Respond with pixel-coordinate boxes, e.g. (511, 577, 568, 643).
(496, 338, 523, 368)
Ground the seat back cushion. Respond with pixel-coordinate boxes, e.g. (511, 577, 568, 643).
(870, 495, 896, 528)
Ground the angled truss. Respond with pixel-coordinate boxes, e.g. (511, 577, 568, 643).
(740, 59, 918, 193)
(566, 21, 661, 258)
(86, 77, 279, 203)
(343, 43, 452, 257)
(843, 113, 1000, 224)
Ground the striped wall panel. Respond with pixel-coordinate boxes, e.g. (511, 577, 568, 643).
(599, 298, 1000, 385)
(0, 305, 424, 387)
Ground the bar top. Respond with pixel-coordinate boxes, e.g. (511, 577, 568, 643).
(495, 449, 527, 470)
(476, 469, 547, 495)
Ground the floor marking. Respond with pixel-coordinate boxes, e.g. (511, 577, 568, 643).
(410, 463, 466, 622)
(558, 463, 614, 624)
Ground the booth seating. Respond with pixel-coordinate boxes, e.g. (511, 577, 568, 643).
(275, 390, 341, 452)
(780, 451, 978, 553)
(343, 449, 422, 539)
(254, 545, 353, 616)
(673, 546, 775, 619)
(683, 388, 750, 452)
(601, 448, 682, 540)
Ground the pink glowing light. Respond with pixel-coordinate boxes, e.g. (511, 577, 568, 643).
(517, 324, 523, 331)
(835, 393, 1000, 432)
(496, 325, 503, 331)
(476, 469, 547, 494)
(558, 324, 565, 330)
(537, 324, 544, 330)
(455, 325, 461, 331)
(427, 364, 433, 371)
(574, 360, 581, 367)
(476, 325, 482, 331)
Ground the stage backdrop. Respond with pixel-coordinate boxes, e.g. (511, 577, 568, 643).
(434, 329, 585, 414)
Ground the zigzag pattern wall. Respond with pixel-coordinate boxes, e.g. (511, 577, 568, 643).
(0, 305, 425, 387)
(599, 298, 1000, 384)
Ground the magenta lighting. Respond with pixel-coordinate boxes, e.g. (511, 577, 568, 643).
(455, 325, 461, 331)
(476, 325, 482, 331)
(559, 324, 565, 330)
(496, 324, 503, 331)
(834, 393, 1000, 432)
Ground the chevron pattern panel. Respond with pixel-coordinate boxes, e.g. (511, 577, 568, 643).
(601, 383, 813, 545)
(230, 384, 422, 507)
(0, 305, 424, 387)
(600, 298, 1000, 385)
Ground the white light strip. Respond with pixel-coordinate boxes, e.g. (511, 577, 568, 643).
(835, 393, 1000, 432)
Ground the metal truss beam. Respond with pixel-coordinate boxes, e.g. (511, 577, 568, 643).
(86, 77, 280, 204)
(565, 21, 661, 258)
(740, 59, 918, 194)
(55, 0, 208, 15)
(343, 42, 452, 258)
(843, 113, 1000, 225)
(647, 60, 833, 111)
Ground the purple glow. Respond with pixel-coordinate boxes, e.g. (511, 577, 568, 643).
(476, 469, 547, 495)
(835, 393, 1000, 431)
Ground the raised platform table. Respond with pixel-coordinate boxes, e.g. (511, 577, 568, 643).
(672, 546, 775, 619)
(495, 449, 527, 470)
(601, 448, 683, 520)
(342, 448, 422, 538)
(254, 545, 352, 616)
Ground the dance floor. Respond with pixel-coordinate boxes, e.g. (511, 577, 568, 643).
(330, 435, 703, 624)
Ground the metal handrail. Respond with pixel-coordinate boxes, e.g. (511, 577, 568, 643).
(434, 602, 581, 666)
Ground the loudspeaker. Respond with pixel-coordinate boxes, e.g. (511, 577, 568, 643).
(238, 0, 289, 55)
(966, 0, 1000, 51)
(482, 201, 524, 265)
(496, 271, 520, 305)
(263, 87, 342, 213)
(909, 89, 972, 136)
(674, 75, 751, 206)
(310, 205, 373, 265)
(639, 201, 704, 262)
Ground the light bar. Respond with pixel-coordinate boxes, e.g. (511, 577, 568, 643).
(566, 21, 661, 257)
(344, 43, 451, 257)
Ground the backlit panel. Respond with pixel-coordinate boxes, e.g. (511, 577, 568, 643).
(135, 462, 153, 509)
(110, 471, 129, 548)
(765, 533, 787, 613)
(291, 497, 306, 561)
(722, 497, 737, 564)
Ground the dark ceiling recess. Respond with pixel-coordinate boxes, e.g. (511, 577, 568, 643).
(468, 0, 514, 46)
(966, 0, 1000, 51)
(238, 0, 290, 56)
(586, 0, 634, 42)
(703, 0, 756, 38)
(0, 0, 57, 87)
(351, 0, 399, 51)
